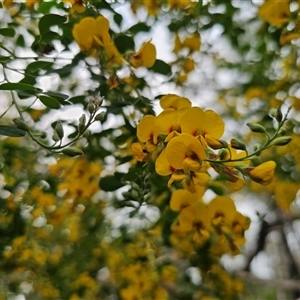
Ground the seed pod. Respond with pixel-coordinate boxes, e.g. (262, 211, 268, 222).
(55, 121, 64, 140)
(61, 147, 83, 157)
(246, 122, 266, 134)
(13, 118, 30, 131)
(272, 136, 292, 146)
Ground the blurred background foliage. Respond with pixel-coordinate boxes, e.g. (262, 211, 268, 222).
(0, 0, 300, 299)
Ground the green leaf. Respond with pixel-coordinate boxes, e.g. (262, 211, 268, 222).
(127, 23, 150, 34)
(68, 95, 86, 104)
(0, 82, 38, 92)
(41, 31, 61, 43)
(99, 175, 124, 191)
(0, 125, 26, 137)
(38, 95, 61, 109)
(43, 91, 69, 100)
(26, 61, 53, 74)
(0, 28, 15, 37)
(0, 56, 13, 63)
(16, 35, 25, 47)
(149, 59, 172, 76)
(113, 13, 123, 26)
(114, 35, 135, 54)
(43, 91, 71, 105)
(39, 14, 67, 35)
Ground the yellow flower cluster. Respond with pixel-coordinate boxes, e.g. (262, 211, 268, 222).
(72, 16, 156, 69)
(133, 94, 276, 196)
(170, 189, 250, 253)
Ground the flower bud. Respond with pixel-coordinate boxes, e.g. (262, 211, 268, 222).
(218, 149, 228, 160)
(95, 111, 106, 121)
(52, 132, 60, 142)
(272, 136, 292, 146)
(246, 161, 276, 186)
(83, 130, 89, 138)
(131, 182, 140, 191)
(13, 118, 30, 132)
(55, 121, 64, 140)
(278, 127, 287, 136)
(122, 191, 131, 198)
(78, 114, 86, 134)
(246, 122, 266, 133)
(230, 138, 246, 151)
(131, 189, 140, 201)
(269, 108, 277, 118)
(253, 143, 261, 152)
(276, 107, 283, 123)
(250, 156, 261, 166)
(61, 147, 83, 157)
(87, 102, 95, 114)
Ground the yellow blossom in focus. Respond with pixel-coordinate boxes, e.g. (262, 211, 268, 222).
(258, 0, 290, 28)
(165, 133, 206, 173)
(180, 107, 225, 146)
(247, 161, 276, 185)
(137, 115, 159, 152)
(129, 41, 156, 68)
(160, 94, 191, 111)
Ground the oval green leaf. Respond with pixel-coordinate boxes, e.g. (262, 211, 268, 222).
(0, 28, 15, 37)
(149, 59, 172, 76)
(114, 35, 135, 54)
(39, 14, 67, 35)
(0, 82, 37, 91)
(38, 95, 61, 109)
(0, 125, 26, 137)
(99, 175, 124, 191)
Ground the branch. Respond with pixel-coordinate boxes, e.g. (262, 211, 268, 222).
(236, 270, 300, 291)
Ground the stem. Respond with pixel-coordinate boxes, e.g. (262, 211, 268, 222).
(205, 107, 292, 165)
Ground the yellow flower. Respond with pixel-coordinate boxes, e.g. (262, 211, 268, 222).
(63, 0, 86, 13)
(72, 16, 111, 54)
(246, 161, 276, 185)
(181, 32, 201, 51)
(104, 41, 124, 67)
(131, 142, 148, 162)
(155, 108, 188, 142)
(170, 189, 199, 211)
(180, 107, 225, 146)
(160, 94, 191, 111)
(280, 32, 300, 45)
(129, 41, 156, 68)
(136, 115, 159, 152)
(258, 0, 290, 28)
(178, 202, 212, 244)
(208, 196, 237, 228)
(165, 133, 206, 173)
